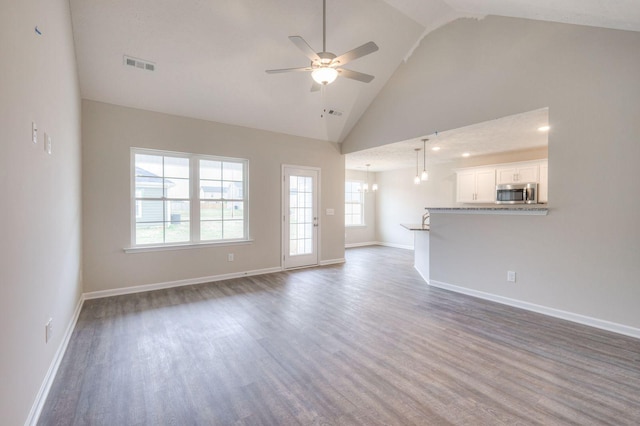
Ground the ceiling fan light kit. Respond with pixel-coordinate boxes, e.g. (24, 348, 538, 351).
(312, 67, 338, 85)
(266, 0, 379, 89)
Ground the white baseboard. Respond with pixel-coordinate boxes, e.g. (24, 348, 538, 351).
(83, 266, 283, 300)
(429, 280, 640, 340)
(319, 258, 346, 266)
(377, 242, 414, 251)
(345, 241, 378, 248)
(26, 294, 85, 426)
(414, 265, 430, 285)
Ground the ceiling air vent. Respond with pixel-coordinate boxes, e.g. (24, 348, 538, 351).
(123, 55, 155, 72)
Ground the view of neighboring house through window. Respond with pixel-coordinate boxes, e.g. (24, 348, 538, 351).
(345, 180, 365, 226)
(132, 149, 248, 247)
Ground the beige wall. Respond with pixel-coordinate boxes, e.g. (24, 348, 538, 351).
(343, 16, 640, 330)
(0, 0, 82, 424)
(345, 169, 377, 246)
(82, 100, 345, 293)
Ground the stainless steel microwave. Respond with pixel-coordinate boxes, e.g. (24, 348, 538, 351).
(496, 182, 538, 204)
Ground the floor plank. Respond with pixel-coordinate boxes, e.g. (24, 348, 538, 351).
(39, 246, 640, 425)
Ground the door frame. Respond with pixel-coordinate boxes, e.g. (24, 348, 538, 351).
(281, 164, 321, 270)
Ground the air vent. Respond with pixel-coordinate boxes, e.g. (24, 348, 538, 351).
(327, 109, 343, 117)
(123, 55, 155, 72)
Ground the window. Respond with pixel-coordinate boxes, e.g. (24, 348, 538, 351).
(345, 180, 365, 226)
(132, 149, 248, 247)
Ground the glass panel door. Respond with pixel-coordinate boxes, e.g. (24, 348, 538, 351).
(283, 166, 319, 269)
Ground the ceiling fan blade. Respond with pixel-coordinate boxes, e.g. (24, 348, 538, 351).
(289, 36, 321, 62)
(265, 67, 313, 74)
(310, 82, 322, 92)
(336, 68, 375, 83)
(333, 41, 379, 66)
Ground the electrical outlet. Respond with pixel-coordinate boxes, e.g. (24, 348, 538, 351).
(45, 318, 53, 343)
(227, 253, 234, 262)
(507, 271, 516, 282)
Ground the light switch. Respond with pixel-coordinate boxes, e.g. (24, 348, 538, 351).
(32, 122, 38, 144)
(326, 208, 334, 216)
(44, 133, 52, 154)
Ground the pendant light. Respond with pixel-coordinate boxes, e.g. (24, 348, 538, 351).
(421, 139, 429, 181)
(414, 148, 421, 184)
(363, 164, 370, 192)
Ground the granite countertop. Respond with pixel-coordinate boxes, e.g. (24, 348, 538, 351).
(425, 204, 548, 215)
(401, 223, 430, 231)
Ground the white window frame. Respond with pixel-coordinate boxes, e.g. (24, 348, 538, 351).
(128, 148, 250, 251)
(345, 180, 365, 227)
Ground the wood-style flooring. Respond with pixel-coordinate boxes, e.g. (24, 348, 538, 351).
(39, 246, 640, 425)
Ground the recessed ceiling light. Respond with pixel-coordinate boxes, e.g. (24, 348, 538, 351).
(462, 152, 470, 157)
(538, 125, 550, 132)
(431, 146, 441, 151)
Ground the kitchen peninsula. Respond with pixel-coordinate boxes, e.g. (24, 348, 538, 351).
(400, 223, 430, 283)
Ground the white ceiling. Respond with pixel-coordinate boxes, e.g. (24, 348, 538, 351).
(69, 1, 640, 143)
(345, 108, 549, 172)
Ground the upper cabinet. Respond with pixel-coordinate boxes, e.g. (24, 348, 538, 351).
(456, 167, 496, 203)
(456, 159, 548, 204)
(496, 162, 540, 184)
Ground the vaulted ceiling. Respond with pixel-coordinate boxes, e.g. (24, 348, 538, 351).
(70, 0, 640, 143)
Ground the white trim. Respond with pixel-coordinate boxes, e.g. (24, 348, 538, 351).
(376, 241, 414, 250)
(83, 267, 283, 300)
(26, 295, 85, 426)
(124, 239, 254, 253)
(345, 241, 378, 248)
(429, 280, 640, 340)
(414, 265, 430, 284)
(319, 258, 346, 266)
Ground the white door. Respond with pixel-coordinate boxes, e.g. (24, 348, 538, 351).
(283, 166, 319, 269)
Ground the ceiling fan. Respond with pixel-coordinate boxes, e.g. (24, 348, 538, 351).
(265, 0, 379, 91)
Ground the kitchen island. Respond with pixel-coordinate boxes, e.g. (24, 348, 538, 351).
(400, 223, 430, 283)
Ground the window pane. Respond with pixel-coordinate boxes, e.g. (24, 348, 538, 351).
(136, 200, 163, 223)
(135, 177, 164, 197)
(166, 177, 190, 199)
(136, 222, 164, 245)
(201, 201, 222, 220)
(165, 221, 190, 243)
(222, 162, 243, 181)
(225, 201, 244, 219)
(200, 160, 222, 180)
(166, 201, 189, 223)
(223, 181, 243, 199)
(200, 180, 223, 199)
(164, 157, 189, 178)
(201, 221, 222, 241)
(135, 154, 163, 177)
(223, 220, 244, 239)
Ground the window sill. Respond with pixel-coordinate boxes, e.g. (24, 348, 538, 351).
(124, 239, 254, 254)
(346, 224, 367, 228)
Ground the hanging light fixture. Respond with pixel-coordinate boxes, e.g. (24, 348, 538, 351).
(421, 138, 429, 181)
(414, 148, 421, 184)
(363, 164, 370, 192)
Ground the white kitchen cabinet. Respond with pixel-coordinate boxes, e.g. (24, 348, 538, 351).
(456, 168, 496, 203)
(538, 160, 548, 203)
(496, 163, 539, 184)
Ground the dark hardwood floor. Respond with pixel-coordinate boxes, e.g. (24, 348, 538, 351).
(39, 246, 640, 425)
